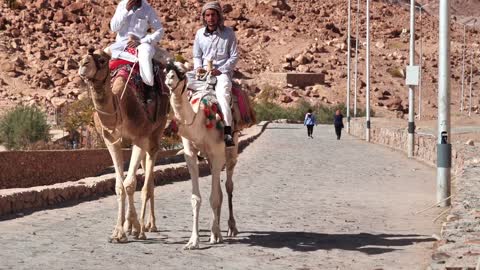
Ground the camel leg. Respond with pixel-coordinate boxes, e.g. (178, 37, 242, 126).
(209, 153, 225, 244)
(183, 140, 202, 250)
(139, 158, 154, 232)
(123, 145, 144, 239)
(138, 151, 158, 239)
(146, 174, 157, 232)
(226, 133, 239, 237)
(106, 142, 128, 243)
(139, 158, 158, 232)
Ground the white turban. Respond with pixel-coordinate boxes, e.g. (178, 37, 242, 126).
(201, 1, 225, 30)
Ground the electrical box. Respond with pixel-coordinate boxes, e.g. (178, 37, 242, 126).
(405, 65, 420, 86)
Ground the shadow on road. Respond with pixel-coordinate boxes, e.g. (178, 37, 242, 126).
(228, 231, 435, 255)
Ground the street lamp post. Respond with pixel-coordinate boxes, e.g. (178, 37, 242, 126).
(366, 0, 371, 142)
(419, 6, 423, 120)
(407, 0, 416, 158)
(469, 21, 476, 117)
(461, 23, 467, 112)
(353, 0, 360, 117)
(459, 18, 476, 112)
(437, 0, 451, 207)
(469, 46, 474, 117)
(347, 0, 351, 133)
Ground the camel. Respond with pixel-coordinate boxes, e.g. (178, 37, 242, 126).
(78, 49, 170, 242)
(164, 62, 242, 250)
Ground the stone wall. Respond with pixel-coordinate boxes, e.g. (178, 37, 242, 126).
(0, 122, 269, 218)
(350, 118, 480, 269)
(0, 149, 132, 189)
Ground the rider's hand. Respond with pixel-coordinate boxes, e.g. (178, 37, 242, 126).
(211, 69, 222, 76)
(126, 0, 140, 11)
(196, 68, 207, 75)
(127, 35, 140, 48)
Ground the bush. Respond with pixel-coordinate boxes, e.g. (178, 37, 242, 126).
(0, 106, 50, 150)
(254, 99, 375, 124)
(62, 98, 95, 134)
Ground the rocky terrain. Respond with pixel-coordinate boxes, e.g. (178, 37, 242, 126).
(0, 0, 480, 120)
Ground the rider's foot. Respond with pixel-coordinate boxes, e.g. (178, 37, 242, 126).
(224, 126, 235, 148)
(224, 134, 235, 147)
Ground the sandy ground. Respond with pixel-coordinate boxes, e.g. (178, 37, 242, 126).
(0, 123, 442, 270)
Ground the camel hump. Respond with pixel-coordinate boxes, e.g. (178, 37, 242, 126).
(153, 46, 173, 66)
(232, 85, 256, 130)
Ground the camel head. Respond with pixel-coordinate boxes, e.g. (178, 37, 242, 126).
(164, 61, 187, 95)
(78, 48, 111, 83)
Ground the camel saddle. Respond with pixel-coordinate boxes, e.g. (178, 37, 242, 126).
(186, 73, 256, 131)
(107, 47, 170, 122)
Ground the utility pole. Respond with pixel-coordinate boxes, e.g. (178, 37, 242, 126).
(346, 0, 351, 133)
(353, 0, 360, 117)
(459, 18, 476, 112)
(407, 0, 416, 158)
(461, 23, 467, 112)
(419, 6, 423, 120)
(366, 0, 371, 142)
(437, 0, 451, 207)
(469, 46, 474, 117)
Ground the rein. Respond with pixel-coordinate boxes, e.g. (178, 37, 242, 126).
(87, 63, 124, 146)
(172, 76, 212, 127)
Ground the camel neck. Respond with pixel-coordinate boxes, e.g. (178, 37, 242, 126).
(171, 81, 196, 127)
(89, 72, 118, 127)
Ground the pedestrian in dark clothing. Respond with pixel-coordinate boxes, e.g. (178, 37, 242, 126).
(304, 109, 316, 138)
(334, 109, 344, 140)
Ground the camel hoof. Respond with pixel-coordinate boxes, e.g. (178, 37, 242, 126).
(138, 232, 147, 240)
(227, 227, 239, 237)
(109, 229, 128, 243)
(147, 225, 158, 232)
(131, 230, 140, 239)
(108, 235, 128, 243)
(209, 233, 223, 244)
(183, 237, 200, 250)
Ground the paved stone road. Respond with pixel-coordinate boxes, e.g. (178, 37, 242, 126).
(0, 123, 441, 270)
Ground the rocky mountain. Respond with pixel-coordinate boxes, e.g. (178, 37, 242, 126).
(0, 0, 480, 120)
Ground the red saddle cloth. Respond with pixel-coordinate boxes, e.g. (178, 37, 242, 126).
(108, 47, 168, 99)
(109, 48, 142, 94)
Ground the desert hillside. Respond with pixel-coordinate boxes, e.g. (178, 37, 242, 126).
(0, 0, 480, 120)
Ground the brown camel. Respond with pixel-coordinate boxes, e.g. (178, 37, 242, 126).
(78, 49, 169, 242)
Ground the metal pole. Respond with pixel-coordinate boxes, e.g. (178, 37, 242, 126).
(461, 24, 466, 112)
(437, 0, 451, 207)
(366, 0, 371, 142)
(353, 0, 360, 117)
(469, 47, 474, 117)
(346, 0, 351, 133)
(419, 7, 423, 120)
(407, 0, 416, 158)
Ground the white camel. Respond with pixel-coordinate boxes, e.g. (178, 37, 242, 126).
(164, 62, 240, 249)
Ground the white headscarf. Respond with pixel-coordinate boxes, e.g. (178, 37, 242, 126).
(201, 1, 225, 30)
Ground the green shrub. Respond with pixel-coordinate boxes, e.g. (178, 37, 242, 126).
(253, 102, 290, 121)
(254, 99, 374, 124)
(62, 98, 95, 134)
(0, 106, 50, 150)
